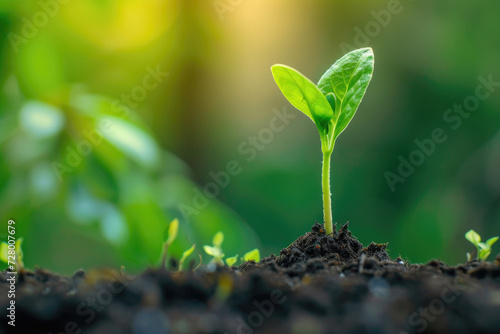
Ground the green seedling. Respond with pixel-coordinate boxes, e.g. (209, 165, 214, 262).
(0, 237, 24, 272)
(465, 229, 498, 261)
(225, 255, 238, 267)
(178, 244, 196, 271)
(204, 231, 225, 265)
(243, 248, 260, 262)
(271, 48, 374, 235)
(161, 218, 179, 268)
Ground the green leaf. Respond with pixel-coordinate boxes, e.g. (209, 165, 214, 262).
(486, 236, 499, 247)
(465, 229, 481, 246)
(179, 245, 195, 271)
(478, 248, 491, 261)
(243, 248, 260, 262)
(204, 245, 222, 258)
(165, 218, 179, 246)
(225, 255, 238, 267)
(477, 242, 490, 250)
(317, 47, 374, 140)
(212, 231, 224, 248)
(271, 65, 333, 130)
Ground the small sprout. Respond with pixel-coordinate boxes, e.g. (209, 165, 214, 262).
(161, 218, 179, 268)
(271, 48, 374, 235)
(178, 244, 196, 271)
(0, 237, 24, 271)
(225, 255, 238, 267)
(243, 248, 260, 262)
(204, 231, 225, 265)
(465, 229, 499, 261)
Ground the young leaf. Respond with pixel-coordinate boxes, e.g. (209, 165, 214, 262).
(271, 65, 333, 131)
(317, 48, 374, 140)
(212, 231, 224, 248)
(165, 218, 179, 246)
(225, 255, 238, 267)
(203, 245, 222, 258)
(0, 243, 8, 263)
(465, 229, 481, 246)
(179, 245, 195, 271)
(243, 249, 260, 262)
(486, 236, 499, 247)
(479, 248, 491, 261)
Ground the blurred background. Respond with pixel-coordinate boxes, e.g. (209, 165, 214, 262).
(0, 0, 499, 274)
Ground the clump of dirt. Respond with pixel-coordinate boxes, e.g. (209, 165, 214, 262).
(263, 222, 391, 268)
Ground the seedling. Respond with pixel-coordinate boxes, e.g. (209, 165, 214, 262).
(161, 218, 179, 268)
(271, 48, 374, 234)
(243, 248, 260, 262)
(465, 229, 498, 261)
(204, 231, 225, 265)
(0, 237, 24, 272)
(204, 231, 261, 266)
(178, 244, 196, 271)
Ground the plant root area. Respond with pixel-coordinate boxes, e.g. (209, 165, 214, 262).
(1, 223, 500, 334)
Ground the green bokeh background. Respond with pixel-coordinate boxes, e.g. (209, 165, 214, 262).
(0, 0, 499, 274)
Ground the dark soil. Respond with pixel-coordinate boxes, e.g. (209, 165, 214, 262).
(1, 222, 500, 334)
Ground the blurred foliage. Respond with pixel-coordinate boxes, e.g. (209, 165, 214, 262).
(0, 0, 499, 273)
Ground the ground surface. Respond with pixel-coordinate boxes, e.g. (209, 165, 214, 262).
(1, 223, 500, 334)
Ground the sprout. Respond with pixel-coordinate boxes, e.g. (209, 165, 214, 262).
(243, 248, 260, 262)
(271, 48, 374, 234)
(161, 218, 179, 268)
(0, 237, 24, 272)
(178, 244, 196, 271)
(465, 229, 498, 261)
(203, 231, 225, 265)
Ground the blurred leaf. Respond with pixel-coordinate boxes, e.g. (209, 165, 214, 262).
(178, 244, 195, 271)
(212, 231, 224, 248)
(486, 236, 499, 247)
(165, 218, 179, 246)
(465, 229, 481, 245)
(243, 248, 260, 262)
(225, 255, 238, 267)
(19, 101, 64, 138)
(100, 116, 160, 168)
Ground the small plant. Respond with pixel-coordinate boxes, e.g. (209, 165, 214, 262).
(178, 244, 196, 271)
(465, 229, 498, 261)
(161, 218, 179, 268)
(204, 231, 225, 265)
(271, 48, 374, 234)
(465, 230, 499, 261)
(204, 231, 261, 266)
(0, 237, 24, 272)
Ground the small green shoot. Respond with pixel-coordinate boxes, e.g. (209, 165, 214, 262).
(225, 255, 238, 267)
(161, 218, 179, 268)
(465, 229, 499, 261)
(271, 48, 374, 234)
(243, 248, 260, 262)
(178, 244, 196, 271)
(204, 231, 225, 265)
(0, 237, 24, 271)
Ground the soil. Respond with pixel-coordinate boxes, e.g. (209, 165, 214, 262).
(1, 222, 500, 334)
